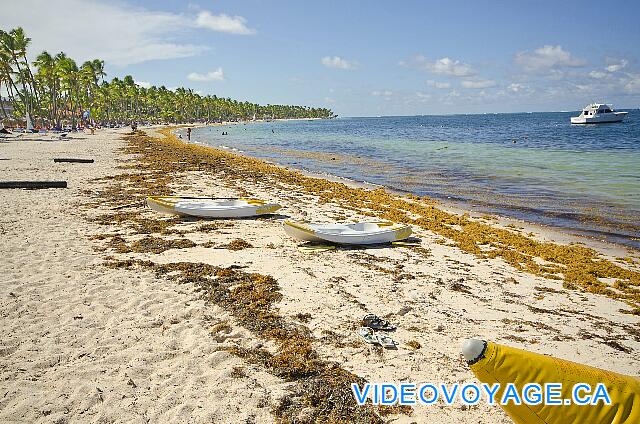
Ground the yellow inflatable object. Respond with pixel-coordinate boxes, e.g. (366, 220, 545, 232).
(463, 339, 640, 424)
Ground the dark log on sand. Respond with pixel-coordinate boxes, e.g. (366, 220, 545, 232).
(53, 158, 94, 163)
(0, 181, 67, 189)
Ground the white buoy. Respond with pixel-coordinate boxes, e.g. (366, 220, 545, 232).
(462, 339, 487, 363)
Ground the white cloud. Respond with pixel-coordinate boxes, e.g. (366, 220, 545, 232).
(187, 68, 225, 82)
(589, 70, 607, 79)
(324, 97, 336, 104)
(606, 59, 628, 73)
(0, 0, 210, 66)
(402, 55, 475, 77)
(572, 83, 594, 94)
(195, 11, 255, 35)
(371, 90, 394, 97)
(135, 80, 152, 88)
(515, 45, 585, 72)
(426, 80, 451, 89)
(321, 56, 357, 70)
(430, 58, 474, 77)
(624, 74, 640, 94)
(0, 2, 257, 67)
(461, 78, 496, 89)
(507, 83, 523, 92)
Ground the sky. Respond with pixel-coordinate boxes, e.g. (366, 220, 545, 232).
(2, 0, 640, 116)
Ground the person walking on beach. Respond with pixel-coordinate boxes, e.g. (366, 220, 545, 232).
(187, 127, 192, 141)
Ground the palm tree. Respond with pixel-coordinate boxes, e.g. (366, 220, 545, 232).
(1, 28, 40, 121)
(0, 30, 28, 119)
(33, 51, 59, 125)
(2, 27, 334, 127)
(79, 59, 105, 123)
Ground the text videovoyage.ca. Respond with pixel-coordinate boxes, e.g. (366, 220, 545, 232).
(351, 382, 612, 407)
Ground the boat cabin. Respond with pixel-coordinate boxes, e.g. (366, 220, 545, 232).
(579, 104, 613, 116)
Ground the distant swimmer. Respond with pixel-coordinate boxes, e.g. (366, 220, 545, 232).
(187, 127, 192, 141)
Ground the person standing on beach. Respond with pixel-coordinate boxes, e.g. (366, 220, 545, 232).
(187, 127, 191, 141)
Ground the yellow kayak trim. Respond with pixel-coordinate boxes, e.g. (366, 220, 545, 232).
(239, 198, 268, 205)
(146, 196, 178, 210)
(394, 226, 413, 240)
(256, 204, 282, 214)
(373, 221, 395, 227)
(283, 220, 316, 235)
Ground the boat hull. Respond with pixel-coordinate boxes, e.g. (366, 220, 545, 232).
(283, 220, 412, 245)
(571, 112, 627, 124)
(282, 221, 325, 242)
(146, 196, 281, 218)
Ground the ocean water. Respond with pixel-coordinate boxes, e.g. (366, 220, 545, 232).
(189, 112, 640, 248)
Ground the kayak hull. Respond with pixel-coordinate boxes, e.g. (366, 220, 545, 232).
(283, 220, 412, 245)
(283, 221, 326, 243)
(146, 196, 281, 218)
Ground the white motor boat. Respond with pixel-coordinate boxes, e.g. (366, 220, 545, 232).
(570, 103, 627, 124)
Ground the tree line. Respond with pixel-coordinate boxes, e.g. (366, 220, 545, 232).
(0, 27, 335, 128)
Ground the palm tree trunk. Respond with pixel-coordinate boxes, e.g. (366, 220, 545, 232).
(0, 82, 9, 119)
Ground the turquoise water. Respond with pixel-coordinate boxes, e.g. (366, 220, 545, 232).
(189, 112, 640, 248)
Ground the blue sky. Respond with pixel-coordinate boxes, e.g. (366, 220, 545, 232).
(3, 0, 640, 116)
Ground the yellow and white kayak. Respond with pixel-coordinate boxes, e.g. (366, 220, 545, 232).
(146, 196, 281, 218)
(283, 220, 412, 245)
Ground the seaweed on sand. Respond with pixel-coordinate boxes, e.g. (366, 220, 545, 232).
(221, 238, 253, 251)
(88, 128, 640, 421)
(105, 259, 406, 423)
(104, 235, 196, 254)
(406, 340, 421, 350)
(87, 134, 408, 420)
(95, 211, 185, 235)
(133, 128, 640, 311)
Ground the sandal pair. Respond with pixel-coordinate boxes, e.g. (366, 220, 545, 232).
(362, 313, 396, 331)
(357, 327, 397, 349)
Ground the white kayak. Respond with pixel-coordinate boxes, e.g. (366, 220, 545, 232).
(146, 196, 281, 218)
(283, 220, 412, 245)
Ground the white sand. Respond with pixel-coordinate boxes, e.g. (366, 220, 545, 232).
(0, 131, 281, 423)
(1, 128, 638, 423)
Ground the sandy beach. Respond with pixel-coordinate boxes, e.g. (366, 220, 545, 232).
(1, 128, 638, 423)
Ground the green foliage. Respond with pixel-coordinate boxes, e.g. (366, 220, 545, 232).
(0, 27, 334, 127)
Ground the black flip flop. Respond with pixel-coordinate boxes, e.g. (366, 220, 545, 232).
(362, 313, 396, 331)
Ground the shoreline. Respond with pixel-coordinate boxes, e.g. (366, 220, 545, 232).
(182, 120, 640, 251)
(1, 127, 638, 423)
(148, 125, 640, 308)
(172, 124, 638, 260)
